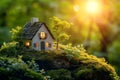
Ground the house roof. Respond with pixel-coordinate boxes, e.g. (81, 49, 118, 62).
(21, 22, 55, 40)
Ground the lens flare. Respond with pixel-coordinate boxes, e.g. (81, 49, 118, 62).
(85, 0, 102, 14)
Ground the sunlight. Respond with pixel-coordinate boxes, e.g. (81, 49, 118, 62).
(73, 5, 79, 12)
(73, 0, 103, 18)
(85, 0, 102, 15)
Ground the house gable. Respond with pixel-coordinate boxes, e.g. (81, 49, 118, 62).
(32, 24, 54, 50)
(22, 22, 54, 40)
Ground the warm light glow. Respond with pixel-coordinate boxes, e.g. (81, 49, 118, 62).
(40, 32, 46, 39)
(73, 5, 79, 12)
(46, 42, 51, 48)
(46, 42, 49, 48)
(25, 42, 30, 47)
(85, 0, 101, 14)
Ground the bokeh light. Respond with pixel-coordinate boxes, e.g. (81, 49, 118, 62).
(85, 0, 102, 15)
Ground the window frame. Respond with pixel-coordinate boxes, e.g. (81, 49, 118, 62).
(39, 31, 47, 40)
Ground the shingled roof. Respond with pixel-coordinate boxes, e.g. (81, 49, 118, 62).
(21, 22, 55, 40)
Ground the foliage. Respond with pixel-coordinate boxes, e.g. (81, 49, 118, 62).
(0, 41, 19, 56)
(46, 69, 72, 80)
(0, 0, 120, 79)
(27, 59, 40, 72)
(10, 26, 22, 41)
(0, 41, 119, 79)
(60, 44, 86, 61)
(73, 58, 119, 80)
(20, 45, 119, 80)
(0, 0, 120, 54)
(108, 40, 120, 76)
(58, 33, 70, 43)
(60, 44, 119, 80)
(51, 16, 71, 49)
(0, 57, 45, 80)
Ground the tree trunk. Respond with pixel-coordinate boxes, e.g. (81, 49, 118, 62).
(0, 11, 7, 27)
(96, 22, 111, 53)
(56, 38, 59, 50)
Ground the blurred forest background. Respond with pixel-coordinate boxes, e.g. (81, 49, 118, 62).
(0, 0, 120, 74)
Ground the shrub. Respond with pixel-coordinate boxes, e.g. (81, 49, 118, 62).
(0, 57, 45, 80)
(0, 67, 45, 80)
(10, 26, 22, 41)
(0, 42, 20, 56)
(46, 69, 72, 80)
(27, 59, 40, 72)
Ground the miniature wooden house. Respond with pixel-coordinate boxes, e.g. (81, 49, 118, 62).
(21, 18, 54, 51)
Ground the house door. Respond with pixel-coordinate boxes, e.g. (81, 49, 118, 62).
(41, 41, 45, 50)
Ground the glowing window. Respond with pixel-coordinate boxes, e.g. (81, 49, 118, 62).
(46, 42, 49, 48)
(39, 32, 47, 39)
(25, 41, 30, 48)
(46, 42, 51, 48)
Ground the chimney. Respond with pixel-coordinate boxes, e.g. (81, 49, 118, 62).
(31, 17, 39, 24)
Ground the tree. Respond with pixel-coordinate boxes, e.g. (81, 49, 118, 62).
(10, 26, 22, 41)
(51, 16, 71, 50)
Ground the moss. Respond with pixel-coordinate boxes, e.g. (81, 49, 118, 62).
(22, 50, 119, 80)
(73, 63, 119, 80)
(46, 69, 72, 80)
(0, 43, 119, 80)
